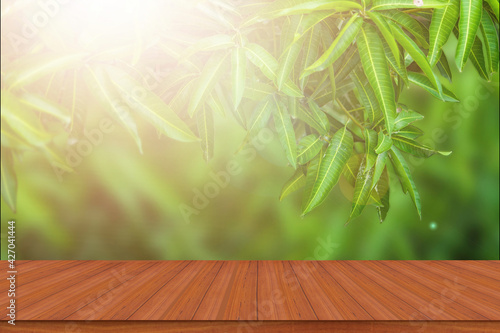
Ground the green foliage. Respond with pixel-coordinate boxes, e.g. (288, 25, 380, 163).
(1, 0, 499, 223)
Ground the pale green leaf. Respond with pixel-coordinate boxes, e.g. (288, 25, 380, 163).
(232, 47, 247, 109)
(297, 135, 324, 164)
(371, 0, 450, 11)
(197, 105, 214, 162)
(455, 0, 483, 71)
(280, 167, 306, 201)
(375, 131, 393, 154)
(408, 72, 460, 102)
(428, 0, 460, 66)
(273, 96, 297, 169)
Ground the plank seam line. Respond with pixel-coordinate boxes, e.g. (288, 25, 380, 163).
(191, 261, 225, 320)
(62, 262, 157, 320)
(125, 261, 192, 320)
(317, 261, 374, 320)
(288, 261, 319, 320)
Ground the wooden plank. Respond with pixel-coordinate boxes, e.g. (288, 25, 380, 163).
(289, 261, 372, 320)
(257, 261, 317, 320)
(66, 261, 190, 320)
(1, 321, 499, 333)
(379, 261, 490, 320)
(193, 261, 258, 320)
(20, 261, 154, 320)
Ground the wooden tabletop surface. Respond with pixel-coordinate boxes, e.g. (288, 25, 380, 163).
(1, 260, 499, 321)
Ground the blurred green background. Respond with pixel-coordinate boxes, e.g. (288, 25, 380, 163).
(1, 44, 499, 260)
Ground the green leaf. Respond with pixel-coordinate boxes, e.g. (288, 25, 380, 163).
(188, 52, 229, 117)
(1, 148, 17, 212)
(302, 126, 353, 216)
(428, 0, 460, 66)
(300, 25, 322, 89)
(393, 108, 424, 131)
(296, 104, 328, 135)
(273, 96, 297, 169)
(480, 9, 499, 73)
(18, 93, 71, 125)
(352, 70, 381, 124)
(367, 12, 401, 68)
(455, 0, 483, 71)
(6, 53, 85, 89)
(104, 66, 199, 143)
(436, 52, 453, 82)
(297, 135, 324, 164)
(302, 15, 363, 78)
(389, 146, 421, 218)
(245, 43, 303, 97)
(349, 159, 374, 222)
(388, 21, 443, 96)
(280, 167, 306, 201)
(277, 16, 305, 91)
(232, 47, 247, 109)
(374, 168, 390, 222)
(307, 99, 330, 133)
(357, 24, 397, 134)
(207, 92, 226, 118)
(84, 66, 143, 153)
(182, 34, 234, 59)
(197, 105, 214, 162)
(372, 150, 388, 189)
(243, 81, 276, 101)
(380, 10, 429, 48)
(371, 0, 450, 11)
(375, 131, 393, 154)
(301, 147, 324, 212)
(408, 72, 460, 102)
(393, 135, 452, 157)
(247, 97, 273, 138)
(469, 36, 491, 80)
(365, 129, 378, 172)
(394, 125, 424, 139)
(485, 0, 499, 20)
(260, 0, 362, 18)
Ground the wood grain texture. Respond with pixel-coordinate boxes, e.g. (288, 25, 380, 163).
(1, 260, 499, 321)
(1, 321, 499, 333)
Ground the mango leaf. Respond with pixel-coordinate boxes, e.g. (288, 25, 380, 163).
(393, 108, 424, 131)
(260, 0, 362, 18)
(436, 52, 453, 82)
(247, 97, 273, 138)
(296, 104, 328, 135)
(84, 66, 143, 153)
(302, 15, 363, 78)
(104, 66, 199, 143)
(374, 168, 390, 222)
(273, 96, 297, 169)
(18, 93, 71, 125)
(297, 135, 324, 164)
(393, 135, 452, 157)
(380, 10, 429, 48)
(197, 105, 214, 162)
(357, 24, 397, 135)
(245, 43, 303, 97)
(243, 81, 275, 101)
(280, 167, 306, 201)
(394, 125, 424, 139)
(408, 72, 460, 102)
(469, 37, 490, 80)
(301, 147, 324, 212)
(302, 126, 353, 216)
(300, 25, 322, 89)
(389, 21, 443, 96)
(485, 0, 499, 20)
(232, 47, 247, 109)
(480, 8, 499, 73)
(348, 159, 374, 222)
(188, 52, 229, 117)
(365, 129, 378, 171)
(1, 148, 17, 212)
(389, 146, 421, 218)
(371, 150, 388, 189)
(182, 34, 234, 60)
(428, 0, 460, 66)
(352, 70, 381, 123)
(277, 16, 305, 90)
(371, 0, 450, 11)
(307, 99, 330, 133)
(367, 12, 401, 68)
(6, 52, 85, 89)
(207, 92, 226, 118)
(375, 131, 393, 154)
(455, 0, 483, 71)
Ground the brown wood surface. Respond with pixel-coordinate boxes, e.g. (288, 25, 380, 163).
(1, 260, 499, 321)
(1, 321, 499, 332)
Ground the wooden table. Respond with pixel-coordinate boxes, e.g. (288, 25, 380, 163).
(1, 260, 499, 332)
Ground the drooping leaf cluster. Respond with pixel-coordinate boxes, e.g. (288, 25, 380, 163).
(1, 0, 498, 221)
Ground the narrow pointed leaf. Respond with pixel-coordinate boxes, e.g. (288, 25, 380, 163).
(349, 160, 374, 221)
(389, 146, 421, 218)
(352, 70, 381, 123)
(197, 106, 214, 162)
(480, 9, 499, 72)
(297, 135, 324, 164)
(277, 16, 305, 90)
(393, 135, 452, 157)
(408, 72, 460, 102)
(280, 167, 306, 201)
(380, 10, 429, 48)
(428, 0, 460, 66)
(469, 36, 490, 80)
(302, 126, 353, 215)
(371, 0, 449, 10)
(260, 0, 362, 18)
(273, 97, 297, 169)
(188, 52, 228, 117)
(394, 108, 424, 131)
(18, 94, 71, 125)
(374, 168, 390, 222)
(357, 24, 397, 134)
(455, 0, 483, 71)
(375, 131, 393, 154)
(367, 12, 401, 68)
(365, 129, 378, 171)
(247, 97, 273, 138)
(372, 150, 388, 189)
